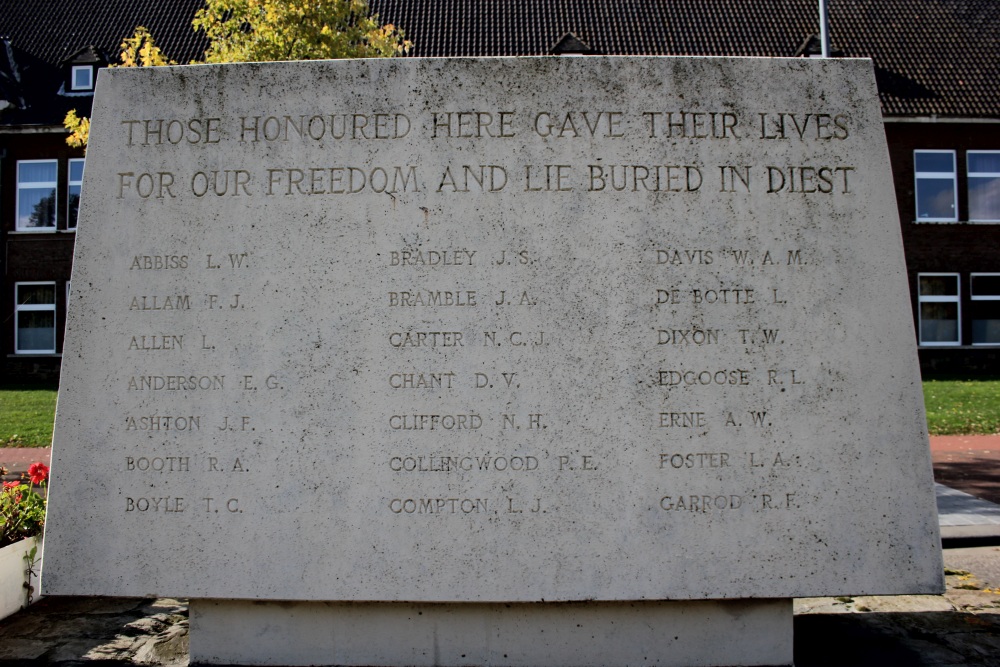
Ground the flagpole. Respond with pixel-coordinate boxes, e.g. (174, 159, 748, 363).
(819, 0, 831, 57)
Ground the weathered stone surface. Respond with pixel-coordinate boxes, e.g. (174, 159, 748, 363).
(0, 596, 188, 666)
(45, 56, 941, 601)
(944, 588, 1000, 609)
(189, 599, 793, 667)
(794, 597, 855, 614)
(852, 595, 956, 613)
(0, 638, 48, 661)
(944, 546, 1000, 589)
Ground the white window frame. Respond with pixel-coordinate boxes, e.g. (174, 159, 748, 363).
(914, 150, 958, 222)
(14, 281, 57, 354)
(16, 159, 58, 231)
(918, 272, 961, 346)
(71, 65, 93, 91)
(968, 150, 1000, 223)
(68, 158, 84, 229)
(970, 273, 1000, 346)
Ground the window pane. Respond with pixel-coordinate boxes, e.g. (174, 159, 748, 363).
(970, 300, 1000, 345)
(969, 152, 1000, 174)
(17, 161, 58, 230)
(972, 301, 1000, 344)
(973, 320, 1000, 344)
(972, 275, 1000, 297)
(921, 302, 959, 343)
(16, 311, 55, 352)
(73, 66, 92, 89)
(915, 152, 955, 173)
(68, 159, 85, 228)
(919, 275, 959, 296)
(969, 176, 1000, 221)
(916, 178, 956, 219)
(18, 284, 56, 305)
(17, 187, 56, 228)
(68, 188, 81, 227)
(18, 161, 57, 184)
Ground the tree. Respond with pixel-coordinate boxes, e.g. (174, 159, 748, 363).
(194, 0, 410, 63)
(116, 25, 175, 68)
(64, 2, 410, 147)
(64, 110, 90, 149)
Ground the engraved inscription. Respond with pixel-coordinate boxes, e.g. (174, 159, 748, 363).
(128, 335, 184, 350)
(130, 255, 189, 270)
(124, 415, 200, 431)
(45, 58, 939, 603)
(388, 290, 477, 307)
(130, 295, 190, 310)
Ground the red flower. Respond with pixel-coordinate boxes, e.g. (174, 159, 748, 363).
(3, 481, 20, 489)
(28, 462, 49, 485)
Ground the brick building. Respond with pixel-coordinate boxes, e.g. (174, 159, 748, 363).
(1, 0, 998, 380)
(0, 1, 206, 380)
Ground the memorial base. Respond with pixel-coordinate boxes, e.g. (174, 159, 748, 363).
(189, 598, 792, 667)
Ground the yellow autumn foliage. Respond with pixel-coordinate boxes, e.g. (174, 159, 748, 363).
(65, 4, 410, 147)
(63, 109, 90, 149)
(115, 26, 175, 68)
(193, 0, 410, 63)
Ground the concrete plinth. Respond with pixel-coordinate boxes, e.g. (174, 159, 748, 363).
(189, 598, 792, 667)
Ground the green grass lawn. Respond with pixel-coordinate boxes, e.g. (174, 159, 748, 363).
(923, 379, 1000, 435)
(0, 382, 58, 447)
(0, 379, 998, 445)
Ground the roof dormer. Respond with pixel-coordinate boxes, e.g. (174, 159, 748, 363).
(550, 33, 597, 56)
(794, 34, 844, 58)
(62, 46, 106, 94)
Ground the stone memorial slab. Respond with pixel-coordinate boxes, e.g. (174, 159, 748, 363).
(45, 57, 942, 603)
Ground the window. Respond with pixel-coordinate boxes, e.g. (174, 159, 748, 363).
(971, 274, 1000, 345)
(68, 158, 84, 229)
(15, 282, 57, 354)
(918, 273, 960, 346)
(71, 65, 93, 91)
(968, 151, 1000, 222)
(16, 160, 57, 230)
(914, 150, 957, 222)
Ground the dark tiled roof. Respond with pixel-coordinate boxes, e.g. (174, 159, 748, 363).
(0, 0, 207, 66)
(0, 0, 207, 126)
(64, 46, 108, 66)
(372, 0, 674, 56)
(0, 0, 997, 125)
(371, 0, 1000, 118)
(832, 0, 1000, 117)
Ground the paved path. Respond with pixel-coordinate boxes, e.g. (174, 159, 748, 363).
(931, 434, 1000, 504)
(937, 483, 1000, 544)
